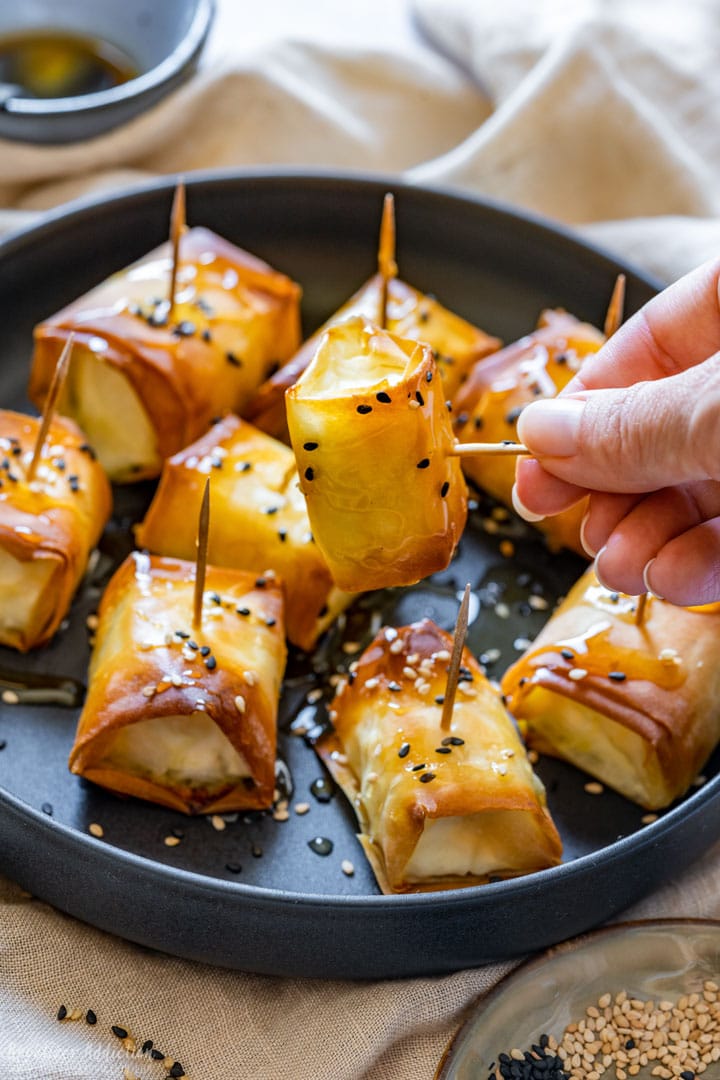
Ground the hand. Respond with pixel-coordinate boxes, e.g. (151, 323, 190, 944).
(512, 257, 720, 606)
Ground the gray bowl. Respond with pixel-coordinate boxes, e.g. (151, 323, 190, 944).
(0, 0, 214, 144)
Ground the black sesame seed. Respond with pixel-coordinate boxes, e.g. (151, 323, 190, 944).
(434, 694, 444, 705)
(169, 1064, 186, 1078)
(474, 416, 484, 430)
(210, 592, 221, 604)
(398, 742, 410, 758)
(426, 369, 433, 383)
(446, 400, 452, 412)
(175, 630, 190, 639)
(411, 763, 427, 771)
(501, 439, 516, 446)
(264, 506, 279, 515)
(68, 475, 80, 492)
(416, 458, 430, 469)
(387, 680, 401, 692)
(555, 353, 568, 365)
(11, 445, 21, 456)
(415, 390, 424, 406)
(173, 320, 196, 337)
(204, 656, 217, 670)
(560, 649, 574, 660)
(608, 671, 626, 681)
(151, 1048, 165, 1060)
(435, 747, 451, 754)
(255, 577, 266, 588)
(440, 481, 450, 498)
(681, 1071, 696, 1080)
(357, 404, 372, 414)
(251, 844, 263, 858)
(225, 862, 242, 874)
(200, 646, 211, 657)
(303, 441, 319, 450)
(419, 772, 436, 783)
(201, 329, 212, 343)
(265, 617, 277, 627)
(236, 607, 250, 616)
(304, 467, 314, 481)
(141, 1040, 153, 1054)
(57, 1005, 67, 1021)
(505, 406, 524, 424)
(78, 442, 97, 460)
(211, 457, 223, 469)
(376, 391, 392, 403)
(187, 641, 199, 650)
(277, 529, 287, 543)
(610, 592, 620, 602)
(0, 740, 6, 750)
(86, 1010, 97, 1025)
(111, 1025, 128, 1039)
(41, 801, 53, 814)
(625, 1039, 635, 1050)
(226, 351, 243, 367)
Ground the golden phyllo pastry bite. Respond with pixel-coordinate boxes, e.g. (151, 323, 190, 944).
(29, 227, 301, 482)
(135, 414, 352, 652)
(0, 409, 111, 652)
(318, 619, 561, 893)
(501, 569, 720, 810)
(286, 317, 468, 592)
(69, 552, 286, 814)
(453, 310, 605, 555)
(245, 273, 501, 441)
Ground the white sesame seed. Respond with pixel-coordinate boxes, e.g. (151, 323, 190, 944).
(499, 748, 515, 759)
(294, 802, 310, 815)
(527, 749, 539, 764)
(69, 1008, 83, 1021)
(408, 399, 420, 409)
(1, 690, 19, 705)
(341, 859, 355, 876)
(364, 677, 380, 689)
(491, 762, 508, 776)
(234, 695, 246, 714)
(170, 674, 183, 687)
(210, 815, 226, 831)
(641, 813, 658, 825)
(330, 749, 347, 764)
(164, 835, 181, 847)
(458, 682, 477, 696)
(389, 639, 405, 654)
(86, 614, 99, 630)
(585, 781, 604, 795)
(483, 518, 500, 534)
(658, 648, 681, 664)
(273, 808, 289, 822)
(402, 666, 417, 680)
(88, 823, 104, 838)
(384, 627, 398, 641)
(513, 637, 532, 651)
(495, 603, 510, 619)
(306, 688, 323, 704)
(433, 650, 451, 662)
(342, 641, 361, 654)
(407, 653, 420, 665)
(529, 595, 549, 610)
(141, 685, 156, 698)
(569, 668, 588, 680)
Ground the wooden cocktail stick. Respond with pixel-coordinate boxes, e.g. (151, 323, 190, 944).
(634, 590, 648, 627)
(167, 179, 187, 323)
(449, 441, 531, 458)
(27, 333, 74, 483)
(193, 478, 211, 631)
(440, 583, 472, 731)
(604, 273, 626, 339)
(378, 192, 397, 330)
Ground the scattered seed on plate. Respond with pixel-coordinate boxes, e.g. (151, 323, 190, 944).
(528, 594, 549, 611)
(306, 688, 323, 704)
(499, 540, 515, 558)
(210, 815, 226, 831)
(513, 637, 532, 651)
(294, 802, 310, 815)
(273, 807, 290, 822)
(164, 835, 182, 847)
(641, 813, 658, 825)
(495, 603, 510, 619)
(341, 859, 355, 876)
(584, 781, 604, 795)
(527, 749, 539, 764)
(1, 689, 19, 704)
(88, 822, 104, 838)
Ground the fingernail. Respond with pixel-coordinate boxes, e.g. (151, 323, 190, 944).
(579, 510, 596, 558)
(511, 483, 545, 523)
(516, 398, 585, 456)
(594, 547, 611, 589)
(642, 558, 665, 600)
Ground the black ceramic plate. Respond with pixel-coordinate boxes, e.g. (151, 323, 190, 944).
(1, 171, 717, 980)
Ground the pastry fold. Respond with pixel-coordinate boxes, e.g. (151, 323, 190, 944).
(69, 552, 286, 814)
(453, 310, 605, 555)
(501, 569, 720, 809)
(286, 317, 468, 592)
(245, 272, 501, 440)
(135, 414, 352, 652)
(0, 410, 111, 651)
(29, 227, 301, 482)
(318, 618, 562, 893)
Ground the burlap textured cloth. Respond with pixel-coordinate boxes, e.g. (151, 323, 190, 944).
(1, 1, 719, 1077)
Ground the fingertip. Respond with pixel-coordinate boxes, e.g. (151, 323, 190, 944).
(579, 510, 597, 558)
(511, 483, 545, 523)
(642, 558, 665, 600)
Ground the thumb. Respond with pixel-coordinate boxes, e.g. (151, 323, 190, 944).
(515, 352, 720, 494)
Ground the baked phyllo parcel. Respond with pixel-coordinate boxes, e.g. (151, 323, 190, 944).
(453, 309, 605, 555)
(286, 317, 468, 592)
(245, 274, 501, 441)
(0, 409, 111, 652)
(317, 618, 562, 893)
(501, 568, 720, 810)
(69, 551, 286, 814)
(135, 414, 352, 652)
(29, 227, 302, 483)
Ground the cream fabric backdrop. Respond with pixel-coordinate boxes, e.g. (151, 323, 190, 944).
(1, 1, 719, 1077)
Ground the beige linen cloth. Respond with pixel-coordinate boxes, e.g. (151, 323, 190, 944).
(1, 1, 720, 1077)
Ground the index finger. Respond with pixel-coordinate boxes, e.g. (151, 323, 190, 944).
(561, 256, 720, 395)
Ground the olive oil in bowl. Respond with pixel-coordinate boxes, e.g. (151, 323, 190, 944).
(0, 30, 138, 99)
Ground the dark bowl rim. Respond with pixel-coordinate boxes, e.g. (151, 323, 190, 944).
(0, 166, 691, 915)
(2, 0, 215, 118)
(434, 916, 720, 1078)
